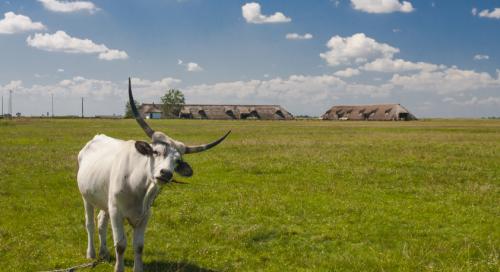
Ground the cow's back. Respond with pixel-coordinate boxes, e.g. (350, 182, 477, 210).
(77, 134, 125, 210)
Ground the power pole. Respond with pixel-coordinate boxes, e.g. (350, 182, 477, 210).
(1, 94, 3, 117)
(9, 90, 12, 118)
(81, 97, 84, 118)
(51, 93, 54, 117)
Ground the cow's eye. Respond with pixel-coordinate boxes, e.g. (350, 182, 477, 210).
(153, 151, 159, 156)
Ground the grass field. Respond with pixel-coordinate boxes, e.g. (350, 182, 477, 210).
(0, 118, 498, 271)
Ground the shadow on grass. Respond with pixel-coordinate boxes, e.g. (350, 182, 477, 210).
(122, 259, 218, 272)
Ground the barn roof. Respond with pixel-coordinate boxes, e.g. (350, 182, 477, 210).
(139, 103, 294, 120)
(139, 103, 162, 113)
(321, 104, 417, 121)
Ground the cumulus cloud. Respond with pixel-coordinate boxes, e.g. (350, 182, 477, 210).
(177, 59, 203, 72)
(334, 68, 360, 77)
(242, 2, 291, 24)
(182, 74, 394, 113)
(442, 96, 500, 106)
(390, 67, 500, 94)
(0, 76, 181, 102)
(362, 58, 441, 72)
(350, 0, 414, 14)
(37, 0, 98, 13)
(26, 31, 128, 60)
(3, 70, 499, 117)
(98, 49, 128, 61)
(473, 54, 489, 61)
(286, 33, 313, 40)
(0, 12, 45, 34)
(320, 33, 399, 66)
(476, 8, 500, 19)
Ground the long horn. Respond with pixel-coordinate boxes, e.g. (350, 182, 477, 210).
(128, 77, 155, 138)
(184, 130, 231, 154)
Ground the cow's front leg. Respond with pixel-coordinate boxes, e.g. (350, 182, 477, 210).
(97, 210, 110, 259)
(83, 199, 96, 259)
(110, 207, 126, 272)
(132, 213, 150, 272)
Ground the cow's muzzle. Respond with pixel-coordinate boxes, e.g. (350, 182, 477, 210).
(157, 169, 173, 183)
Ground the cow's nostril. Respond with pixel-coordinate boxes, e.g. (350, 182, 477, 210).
(160, 169, 173, 180)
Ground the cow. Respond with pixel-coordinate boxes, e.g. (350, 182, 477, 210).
(77, 78, 230, 272)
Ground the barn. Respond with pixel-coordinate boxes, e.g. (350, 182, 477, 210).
(321, 104, 417, 121)
(139, 103, 294, 120)
(139, 103, 163, 119)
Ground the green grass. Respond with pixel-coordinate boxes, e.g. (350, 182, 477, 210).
(0, 119, 498, 271)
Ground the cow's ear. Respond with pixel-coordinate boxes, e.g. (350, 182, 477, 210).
(175, 161, 193, 177)
(135, 141, 153, 156)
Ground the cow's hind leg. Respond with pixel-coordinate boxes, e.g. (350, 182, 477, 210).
(83, 199, 96, 259)
(97, 210, 110, 259)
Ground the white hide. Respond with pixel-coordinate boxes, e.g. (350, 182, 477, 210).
(77, 134, 181, 272)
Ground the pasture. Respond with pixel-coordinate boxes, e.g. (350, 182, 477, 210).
(0, 118, 498, 271)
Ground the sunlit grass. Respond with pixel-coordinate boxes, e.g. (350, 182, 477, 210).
(0, 118, 498, 271)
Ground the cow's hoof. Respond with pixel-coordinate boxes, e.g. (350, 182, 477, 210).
(99, 249, 110, 261)
(86, 251, 96, 259)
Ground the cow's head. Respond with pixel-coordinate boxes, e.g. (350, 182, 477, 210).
(128, 78, 230, 183)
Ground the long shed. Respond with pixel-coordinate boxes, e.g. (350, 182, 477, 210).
(321, 104, 417, 121)
(139, 104, 294, 120)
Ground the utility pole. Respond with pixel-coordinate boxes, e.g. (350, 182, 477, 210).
(9, 90, 12, 118)
(51, 93, 54, 117)
(81, 97, 84, 118)
(1, 94, 3, 117)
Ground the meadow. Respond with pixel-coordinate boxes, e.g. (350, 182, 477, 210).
(0, 118, 498, 271)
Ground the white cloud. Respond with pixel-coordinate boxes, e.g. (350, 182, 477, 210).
(473, 54, 489, 61)
(320, 33, 399, 66)
(130, 77, 182, 98)
(98, 49, 128, 61)
(26, 31, 128, 60)
(362, 58, 441, 73)
(286, 33, 313, 40)
(350, 0, 414, 14)
(242, 2, 291, 24)
(177, 59, 203, 72)
(1, 76, 181, 101)
(187, 62, 203, 72)
(37, 0, 98, 13)
(334, 68, 360, 77)
(477, 8, 500, 19)
(390, 67, 500, 94)
(472, 8, 478, 16)
(57, 68, 64, 72)
(442, 96, 500, 106)
(0, 12, 45, 34)
(183, 74, 393, 113)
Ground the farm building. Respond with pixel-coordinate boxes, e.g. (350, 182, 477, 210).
(321, 104, 417, 121)
(139, 103, 163, 119)
(139, 103, 294, 120)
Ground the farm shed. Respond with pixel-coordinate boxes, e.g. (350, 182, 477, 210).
(138, 103, 163, 119)
(321, 104, 417, 121)
(139, 104, 294, 120)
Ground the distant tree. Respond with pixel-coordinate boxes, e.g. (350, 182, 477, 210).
(125, 99, 140, 119)
(161, 89, 185, 118)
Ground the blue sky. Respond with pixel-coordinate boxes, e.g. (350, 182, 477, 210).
(0, 0, 499, 117)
